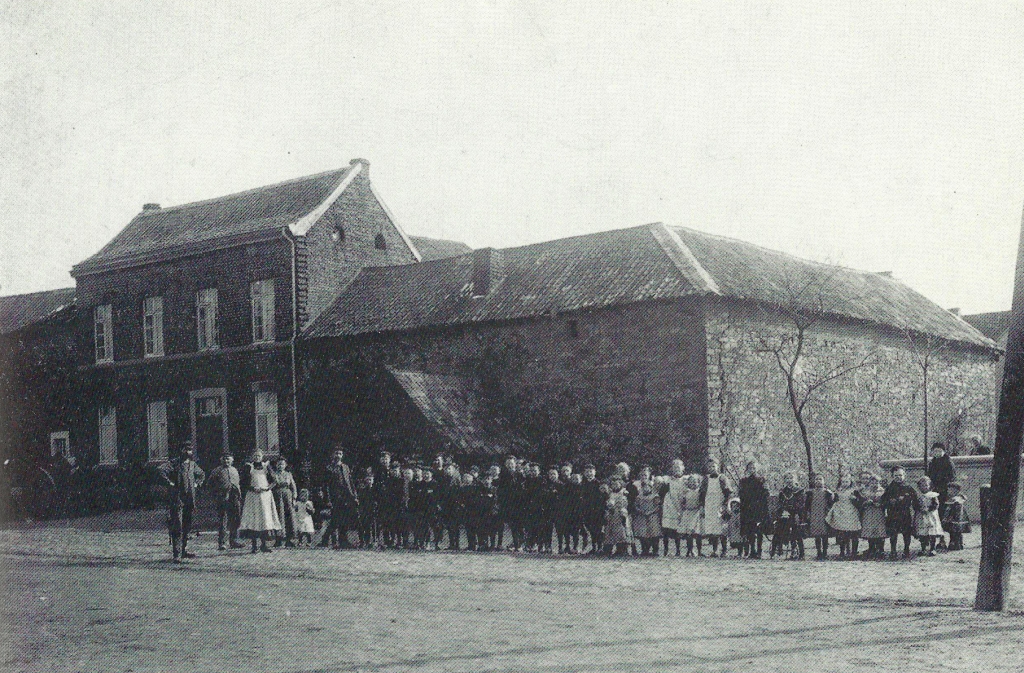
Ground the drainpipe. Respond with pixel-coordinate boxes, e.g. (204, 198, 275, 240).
(282, 227, 303, 484)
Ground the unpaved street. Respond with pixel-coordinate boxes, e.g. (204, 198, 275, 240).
(1, 514, 1023, 673)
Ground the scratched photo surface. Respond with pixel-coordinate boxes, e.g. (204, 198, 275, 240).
(2, 3, 1024, 672)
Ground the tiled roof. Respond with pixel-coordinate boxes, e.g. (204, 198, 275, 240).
(304, 222, 996, 350)
(963, 311, 1011, 342)
(0, 288, 76, 335)
(409, 236, 472, 261)
(389, 368, 524, 455)
(73, 166, 355, 274)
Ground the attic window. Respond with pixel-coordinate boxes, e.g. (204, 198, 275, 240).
(331, 225, 345, 242)
(374, 233, 387, 250)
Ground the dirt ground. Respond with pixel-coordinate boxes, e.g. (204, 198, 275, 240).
(1, 513, 1023, 673)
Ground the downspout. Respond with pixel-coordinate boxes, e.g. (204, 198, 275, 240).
(282, 227, 303, 484)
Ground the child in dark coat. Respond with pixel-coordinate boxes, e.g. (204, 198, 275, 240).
(356, 470, 377, 548)
(738, 461, 770, 559)
(772, 472, 806, 560)
(940, 481, 971, 551)
(632, 479, 663, 556)
(881, 465, 917, 560)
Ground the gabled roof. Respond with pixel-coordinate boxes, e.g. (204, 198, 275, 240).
(0, 288, 76, 335)
(72, 161, 366, 275)
(389, 368, 525, 455)
(304, 222, 996, 351)
(409, 236, 472, 261)
(963, 311, 1010, 342)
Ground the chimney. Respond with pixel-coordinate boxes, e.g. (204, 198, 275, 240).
(876, 271, 893, 278)
(471, 247, 505, 297)
(949, 307, 962, 318)
(142, 203, 161, 212)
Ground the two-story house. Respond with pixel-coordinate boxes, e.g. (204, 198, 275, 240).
(69, 159, 421, 481)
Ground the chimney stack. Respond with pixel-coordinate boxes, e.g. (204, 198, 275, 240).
(142, 203, 161, 212)
(471, 247, 505, 297)
(949, 307, 962, 318)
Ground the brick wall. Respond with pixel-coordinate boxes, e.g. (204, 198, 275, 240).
(704, 299, 997, 489)
(302, 173, 419, 329)
(74, 239, 293, 364)
(300, 299, 709, 473)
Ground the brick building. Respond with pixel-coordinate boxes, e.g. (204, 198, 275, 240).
(66, 159, 428, 488)
(301, 223, 998, 486)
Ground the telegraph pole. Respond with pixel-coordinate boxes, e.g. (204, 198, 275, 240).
(975, 204, 1024, 611)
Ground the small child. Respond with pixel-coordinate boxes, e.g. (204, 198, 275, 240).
(914, 476, 944, 557)
(773, 472, 806, 560)
(805, 473, 836, 561)
(722, 498, 745, 557)
(294, 488, 315, 546)
(858, 472, 887, 559)
(632, 479, 663, 556)
(825, 475, 862, 560)
(603, 476, 633, 557)
(678, 473, 705, 557)
(882, 466, 917, 560)
(940, 481, 971, 551)
(356, 469, 377, 549)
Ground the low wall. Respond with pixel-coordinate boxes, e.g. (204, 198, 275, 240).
(878, 455, 1024, 522)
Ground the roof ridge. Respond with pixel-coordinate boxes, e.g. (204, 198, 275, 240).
(668, 224, 884, 279)
(140, 166, 348, 216)
(0, 286, 75, 300)
(648, 223, 721, 295)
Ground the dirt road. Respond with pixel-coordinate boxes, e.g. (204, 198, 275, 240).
(1, 517, 1022, 672)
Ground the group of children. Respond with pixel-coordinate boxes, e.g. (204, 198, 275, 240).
(298, 450, 972, 561)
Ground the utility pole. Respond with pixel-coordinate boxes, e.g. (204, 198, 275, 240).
(975, 204, 1024, 611)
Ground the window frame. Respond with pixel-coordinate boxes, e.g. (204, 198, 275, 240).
(49, 431, 71, 460)
(146, 400, 169, 463)
(98, 406, 118, 466)
(254, 391, 279, 456)
(94, 304, 113, 363)
(196, 288, 219, 351)
(251, 280, 276, 344)
(143, 296, 164, 357)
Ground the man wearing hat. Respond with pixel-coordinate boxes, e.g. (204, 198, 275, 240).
(318, 446, 359, 548)
(206, 452, 243, 551)
(160, 441, 206, 562)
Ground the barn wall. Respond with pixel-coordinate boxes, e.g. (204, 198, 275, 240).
(705, 299, 998, 489)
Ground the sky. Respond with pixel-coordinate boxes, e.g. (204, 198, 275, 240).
(2, 1, 1023, 315)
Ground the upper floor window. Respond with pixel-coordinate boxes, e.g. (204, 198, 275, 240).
(143, 296, 164, 357)
(98, 406, 118, 465)
(251, 280, 275, 343)
(94, 304, 113, 363)
(197, 288, 218, 350)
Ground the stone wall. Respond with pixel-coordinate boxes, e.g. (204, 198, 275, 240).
(299, 299, 709, 473)
(705, 299, 998, 489)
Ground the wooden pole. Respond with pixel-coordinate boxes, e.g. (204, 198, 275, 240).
(975, 204, 1024, 611)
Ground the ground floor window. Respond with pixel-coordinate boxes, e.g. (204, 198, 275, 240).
(98, 406, 117, 465)
(255, 391, 279, 455)
(147, 401, 168, 462)
(49, 431, 71, 461)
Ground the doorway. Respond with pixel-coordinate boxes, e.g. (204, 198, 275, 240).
(189, 388, 228, 474)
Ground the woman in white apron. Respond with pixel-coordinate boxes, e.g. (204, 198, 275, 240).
(239, 451, 283, 553)
(658, 459, 687, 556)
(702, 459, 731, 557)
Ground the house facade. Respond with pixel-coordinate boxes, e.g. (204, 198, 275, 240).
(301, 223, 998, 486)
(67, 159, 421, 485)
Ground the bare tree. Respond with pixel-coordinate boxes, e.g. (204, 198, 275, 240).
(900, 326, 948, 468)
(750, 268, 879, 480)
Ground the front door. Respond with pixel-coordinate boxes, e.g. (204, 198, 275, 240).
(190, 389, 227, 474)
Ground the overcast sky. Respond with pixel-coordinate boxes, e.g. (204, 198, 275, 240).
(2, 1, 1023, 314)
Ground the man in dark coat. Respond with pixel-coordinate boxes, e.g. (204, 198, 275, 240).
(206, 452, 243, 551)
(927, 443, 956, 502)
(318, 448, 359, 548)
(496, 456, 523, 551)
(371, 451, 394, 547)
(580, 463, 605, 554)
(160, 442, 206, 563)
